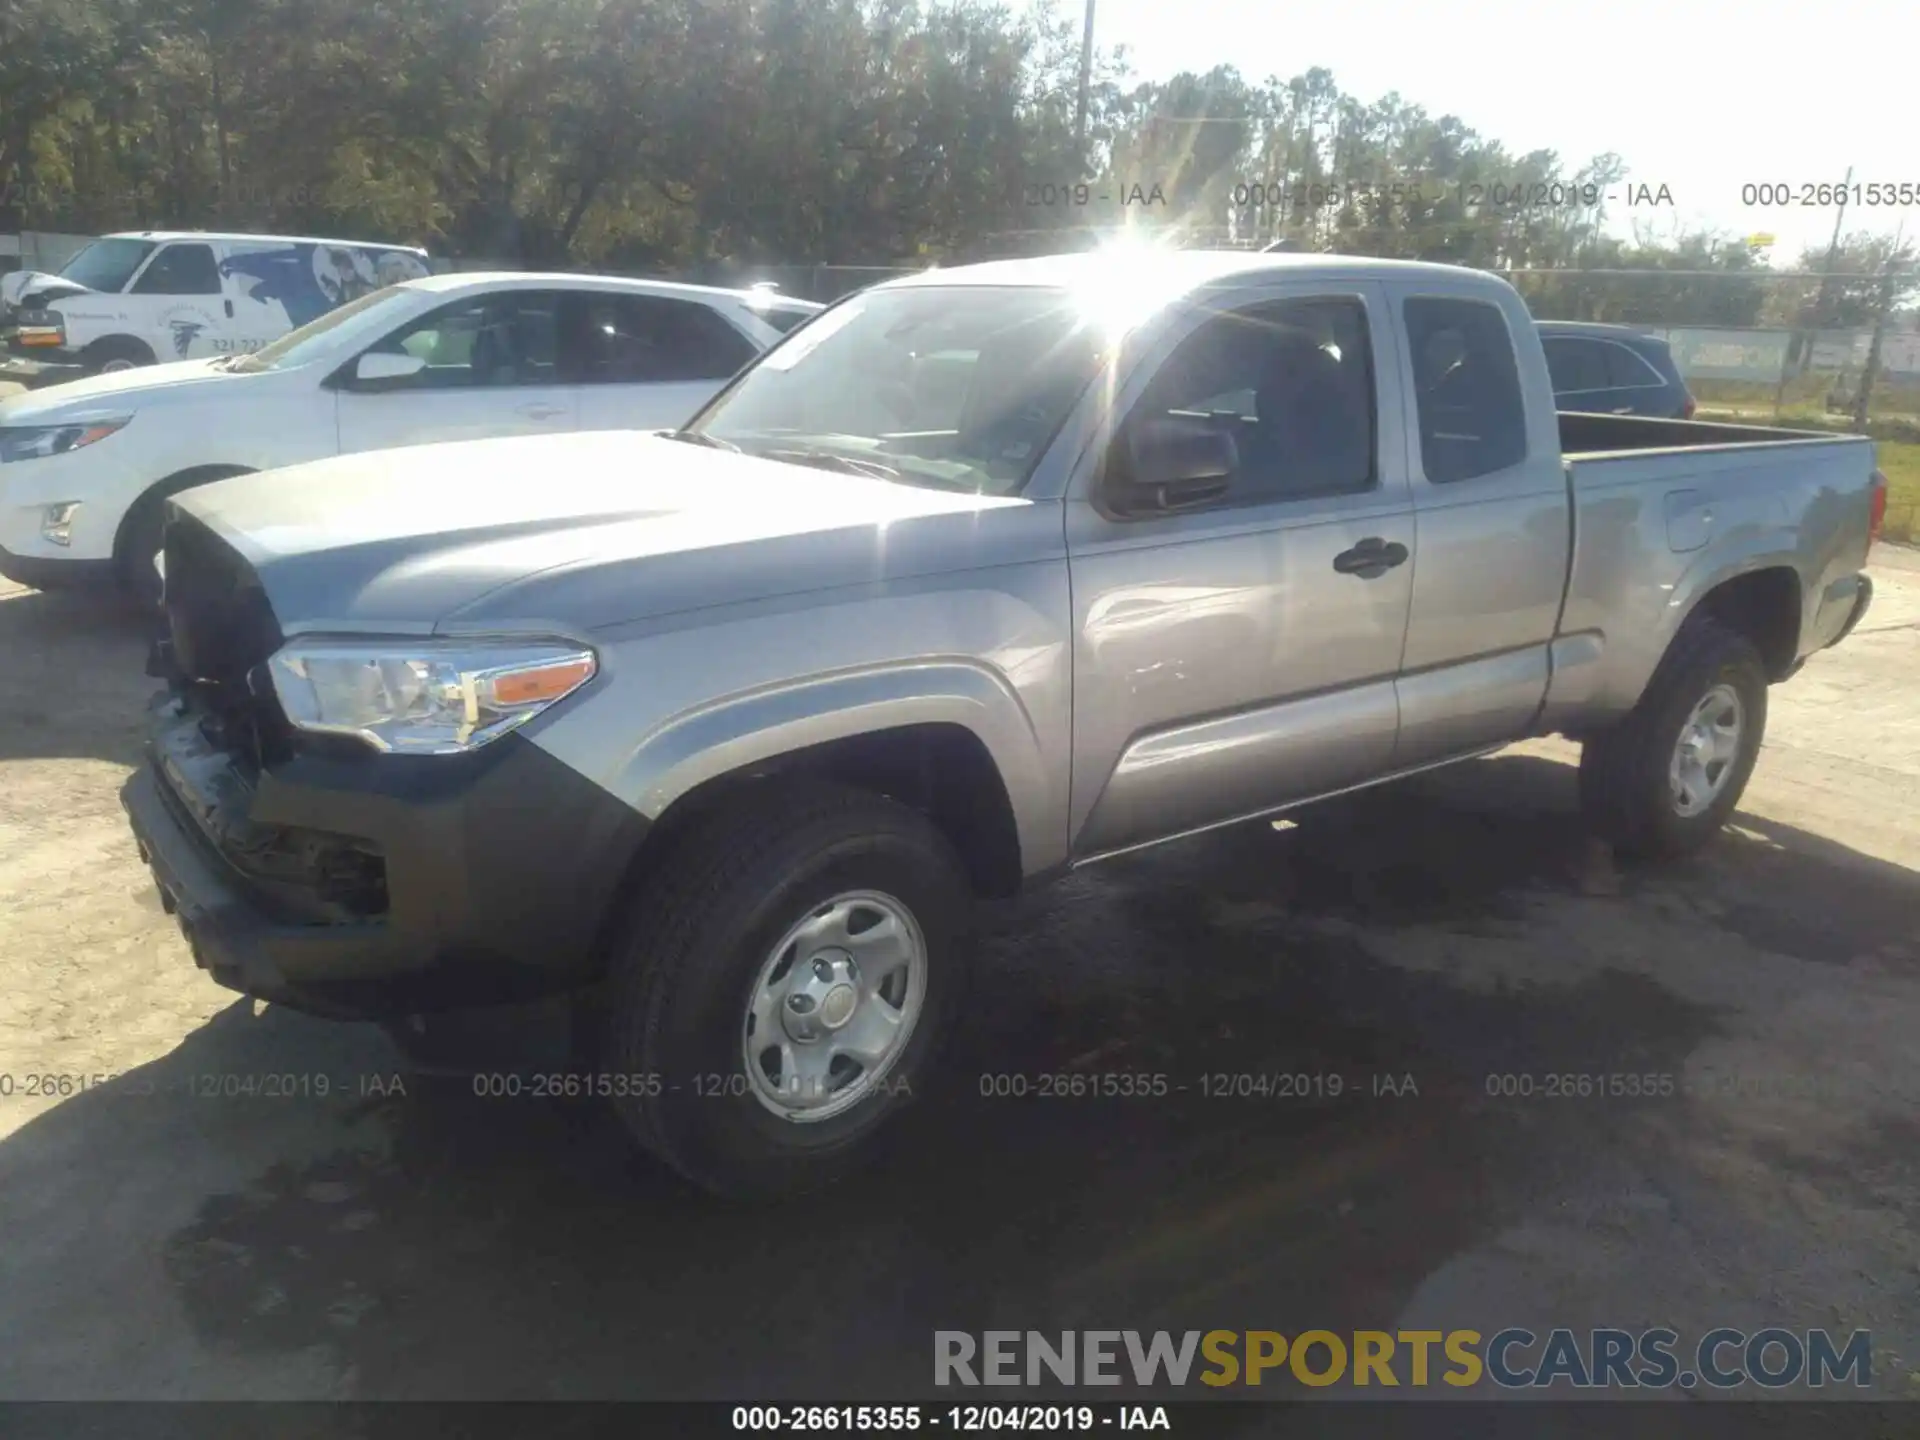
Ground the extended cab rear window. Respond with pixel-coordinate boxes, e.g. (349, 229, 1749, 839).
(1403, 297, 1528, 484)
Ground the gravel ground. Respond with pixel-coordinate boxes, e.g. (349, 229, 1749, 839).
(0, 547, 1917, 1408)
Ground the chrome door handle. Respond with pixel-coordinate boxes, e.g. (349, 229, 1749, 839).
(517, 403, 566, 419)
(1612, 405, 1633, 414)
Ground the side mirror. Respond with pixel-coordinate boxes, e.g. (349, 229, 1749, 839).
(352, 350, 427, 385)
(1118, 416, 1237, 512)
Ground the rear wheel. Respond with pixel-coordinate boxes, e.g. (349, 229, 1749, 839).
(600, 780, 973, 1199)
(1578, 615, 1768, 859)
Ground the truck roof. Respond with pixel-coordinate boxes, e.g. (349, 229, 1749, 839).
(104, 231, 430, 256)
(879, 249, 1522, 301)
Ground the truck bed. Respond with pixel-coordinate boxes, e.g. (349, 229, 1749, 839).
(1558, 410, 1862, 458)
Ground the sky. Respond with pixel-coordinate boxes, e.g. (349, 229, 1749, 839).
(1089, 0, 1915, 271)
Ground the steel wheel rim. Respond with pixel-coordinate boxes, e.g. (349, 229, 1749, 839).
(98, 358, 137, 373)
(1669, 682, 1744, 818)
(742, 889, 927, 1123)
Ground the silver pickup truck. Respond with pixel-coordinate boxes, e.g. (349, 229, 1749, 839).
(120, 250, 1888, 1197)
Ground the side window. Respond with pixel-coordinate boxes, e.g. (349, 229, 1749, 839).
(362, 292, 560, 389)
(1602, 342, 1663, 389)
(1116, 296, 1376, 506)
(561, 295, 758, 384)
(130, 243, 221, 296)
(1403, 297, 1528, 484)
(1543, 338, 1608, 394)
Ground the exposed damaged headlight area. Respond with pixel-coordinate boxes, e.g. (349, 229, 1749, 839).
(148, 690, 390, 922)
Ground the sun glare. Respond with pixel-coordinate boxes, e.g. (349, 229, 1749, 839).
(1070, 233, 1184, 343)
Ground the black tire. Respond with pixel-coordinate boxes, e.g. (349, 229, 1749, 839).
(601, 779, 973, 1199)
(83, 335, 157, 375)
(1578, 614, 1768, 859)
(113, 466, 252, 607)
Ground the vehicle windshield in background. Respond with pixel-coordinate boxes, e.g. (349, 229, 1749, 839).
(225, 284, 411, 372)
(690, 286, 1107, 495)
(56, 237, 159, 293)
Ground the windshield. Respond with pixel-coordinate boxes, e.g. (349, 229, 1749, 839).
(688, 285, 1108, 495)
(57, 238, 158, 293)
(226, 284, 417, 373)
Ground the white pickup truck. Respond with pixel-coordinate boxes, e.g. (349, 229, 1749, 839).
(122, 249, 1886, 1197)
(0, 271, 819, 600)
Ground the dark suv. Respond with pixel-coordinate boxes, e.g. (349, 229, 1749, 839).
(1536, 320, 1697, 419)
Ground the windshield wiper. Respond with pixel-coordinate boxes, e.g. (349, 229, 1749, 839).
(661, 429, 740, 452)
(758, 446, 902, 481)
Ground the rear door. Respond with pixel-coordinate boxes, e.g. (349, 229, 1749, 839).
(1598, 339, 1676, 416)
(334, 288, 577, 454)
(1066, 281, 1416, 858)
(564, 292, 762, 431)
(1389, 288, 1569, 769)
(126, 241, 232, 361)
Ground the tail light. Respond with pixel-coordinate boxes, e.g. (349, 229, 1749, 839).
(1869, 469, 1888, 543)
(1680, 393, 1697, 421)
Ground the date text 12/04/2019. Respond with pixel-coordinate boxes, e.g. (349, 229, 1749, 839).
(731, 1405, 1171, 1431)
(0, 1070, 407, 1100)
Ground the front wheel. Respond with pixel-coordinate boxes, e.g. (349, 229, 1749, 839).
(83, 336, 157, 376)
(1578, 616, 1768, 859)
(600, 780, 974, 1198)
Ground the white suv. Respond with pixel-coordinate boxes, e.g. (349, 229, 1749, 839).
(0, 271, 820, 599)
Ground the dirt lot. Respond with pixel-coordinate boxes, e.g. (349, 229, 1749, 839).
(2, 551, 1918, 1406)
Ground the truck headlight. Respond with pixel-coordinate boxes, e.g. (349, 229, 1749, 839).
(266, 640, 597, 754)
(0, 417, 131, 464)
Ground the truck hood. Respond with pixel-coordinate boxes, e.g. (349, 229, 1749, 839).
(174, 429, 1040, 633)
(0, 358, 239, 423)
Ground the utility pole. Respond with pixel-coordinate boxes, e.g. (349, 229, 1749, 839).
(1074, 0, 1096, 176)
(1852, 220, 1908, 430)
(1775, 163, 1851, 419)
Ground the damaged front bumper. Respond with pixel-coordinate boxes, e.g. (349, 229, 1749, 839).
(121, 684, 651, 1022)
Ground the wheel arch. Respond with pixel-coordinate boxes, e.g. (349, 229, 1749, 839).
(577, 677, 1040, 980)
(1665, 552, 1803, 684)
(111, 463, 258, 568)
(626, 715, 1026, 900)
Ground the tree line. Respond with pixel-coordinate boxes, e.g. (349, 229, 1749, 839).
(3, 0, 1913, 326)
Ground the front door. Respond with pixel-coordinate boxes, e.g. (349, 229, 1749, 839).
(334, 289, 577, 455)
(126, 241, 232, 362)
(1065, 282, 1417, 859)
